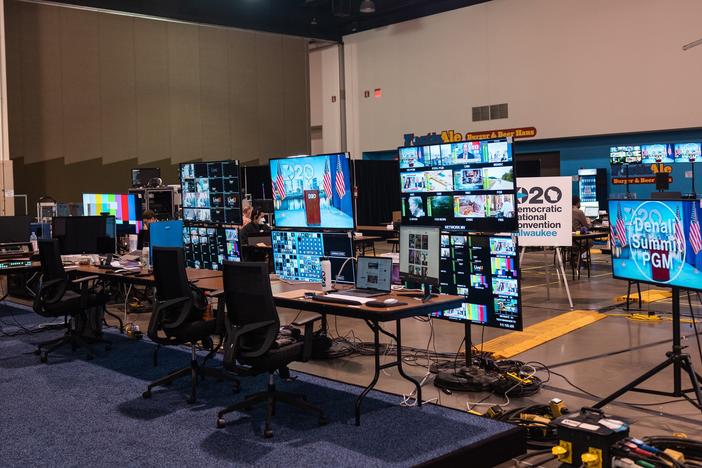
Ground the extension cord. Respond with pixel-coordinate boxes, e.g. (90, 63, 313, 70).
(628, 313, 663, 322)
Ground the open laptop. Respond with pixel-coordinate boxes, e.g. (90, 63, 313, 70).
(341, 256, 393, 297)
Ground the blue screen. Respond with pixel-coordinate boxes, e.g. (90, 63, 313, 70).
(149, 220, 184, 262)
(269, 153, 354, 229)
(610, 199, 702, 291)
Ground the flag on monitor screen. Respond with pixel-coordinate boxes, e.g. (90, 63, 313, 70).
(274, 164, 286, 200)
(675, 206, 685, 252)
(690, 205, 702, 255)
(323, 158, 332, 200)
(616, 202, 627, 247)
(335, 155, 346, 199)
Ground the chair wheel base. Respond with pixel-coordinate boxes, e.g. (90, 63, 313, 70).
(216, 418, 226, 429)
(142, 391, 152, 399)
(319, 416, 328, 426)
(33, 349, 41, 356)
(186, 397, 196, 404)
(40, 353, 48, 363)
(264, 429, 273, 438)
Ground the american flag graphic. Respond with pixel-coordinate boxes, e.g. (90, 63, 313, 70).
(675, 206, 685, 251)
(274, 164, 286, 200)
(335, 155, 346, 199)
(616, 202, 627, 247)
(323, 158, 332, 200)
(690, 205, 702, 255)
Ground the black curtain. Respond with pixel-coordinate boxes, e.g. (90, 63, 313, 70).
(354, 160, 401, 226)
(242, 165, 272, 199)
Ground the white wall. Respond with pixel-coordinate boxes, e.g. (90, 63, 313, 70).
(344, 0, 702, 157)
(309, 44, 343, 155)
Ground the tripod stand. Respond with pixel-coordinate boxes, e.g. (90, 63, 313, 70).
(593, 287, 702, 412)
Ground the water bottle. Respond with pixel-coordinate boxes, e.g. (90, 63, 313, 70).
(30, 232, 38, 252)
(321, 257, 333, 292)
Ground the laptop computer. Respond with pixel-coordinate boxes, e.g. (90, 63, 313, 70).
(342, 256, 393, 297)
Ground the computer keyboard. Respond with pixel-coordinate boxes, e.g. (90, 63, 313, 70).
(310, 295, 362, 306)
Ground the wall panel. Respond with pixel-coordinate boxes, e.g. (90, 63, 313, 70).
(199, 26, 231, 161)
(228, 28, 259, 162)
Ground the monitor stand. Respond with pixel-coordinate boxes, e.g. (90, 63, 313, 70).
(397, 284, 437, 302)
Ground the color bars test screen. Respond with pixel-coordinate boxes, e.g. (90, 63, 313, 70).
(82, 193, 142, 232)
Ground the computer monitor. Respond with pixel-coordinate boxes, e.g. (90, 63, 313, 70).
(131, 167, 161, 187)
(180, 160, 242, 225)
(269, 153, 354, 230)
(398, 139, 516, 232)
(182, 224, 240, 270)
(674, 143, 701, 163)
(429, 233, 522, 331)
(399, 225, 441, 286)
(52, 216, 116, 254)
(641, 144, 674, 164)
(29, 222, 52, 240)
(271, 230, 355, 283)
(355, 256, 392, 292)
(610, 146, 642, 164)
(82, 193, 143, 232)
(0, 216, 33, 243)
(149, 220, 184, 262)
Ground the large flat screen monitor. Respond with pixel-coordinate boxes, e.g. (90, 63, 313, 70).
(269, 153, 354, 230)
(271, 230, 355, 283)
(428, 233, 522, 331)
(610, 146, 642, 165)
(399, 226, 441, 286)
(609, 199, 702, 291)
(180, 160, 242, 225)
(149, 220, 184, 262)
(183, 224, 240, 270)
(674, 143, 701, 163)
(52, 216, 116, 254)
(398, 139, 516, 232)
(131, 167, 161, 187)
(82, 193, 142, 233)
(641, 144, 674, 164)
(0, 216, 33, 243)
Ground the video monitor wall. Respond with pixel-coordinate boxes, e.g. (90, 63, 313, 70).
(641, 144, 674, 164)
(271, 230, 355, 283)
(183, 224, 240, 270)
(398, 139, 517, 232)
(611, 142, 701, 164)
(609, 199, 702, 291)
(674, 143, 701, 162)
(269, 153, 354, 230)
(82, 193, 142, 232)
(180, 160, 242, 225)
(428, 233, 522, 331)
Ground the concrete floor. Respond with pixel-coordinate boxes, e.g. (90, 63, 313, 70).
(12, 241, 702, 465)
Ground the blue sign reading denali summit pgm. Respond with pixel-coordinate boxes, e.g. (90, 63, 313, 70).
(609, 199, 702, 291)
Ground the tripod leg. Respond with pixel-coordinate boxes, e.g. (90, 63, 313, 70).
(680, 357, 702, 411)
(593, 357, 675, 409)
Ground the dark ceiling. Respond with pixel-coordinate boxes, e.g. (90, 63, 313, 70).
(49, 0, 492, 42)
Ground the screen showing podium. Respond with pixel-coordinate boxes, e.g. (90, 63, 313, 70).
(269, 153, 354, 230)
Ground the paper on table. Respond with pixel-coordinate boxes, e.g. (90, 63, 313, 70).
(325, 293, 375, 304)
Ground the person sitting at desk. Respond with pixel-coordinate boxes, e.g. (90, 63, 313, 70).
(572, 196, 591, 233)
(242, 200, 253, 226)
(137, 210, 157, 249)
(240, 208, 271, 247)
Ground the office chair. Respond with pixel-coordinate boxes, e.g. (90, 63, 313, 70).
(142, 247, 239, 404)
(32, 239, 110, 363)
(216, 261, 326, 438)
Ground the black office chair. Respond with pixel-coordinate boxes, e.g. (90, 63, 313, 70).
(142, 247, 238, 404)
(216, 261, 326, 438)
(32, 239, 110, 363)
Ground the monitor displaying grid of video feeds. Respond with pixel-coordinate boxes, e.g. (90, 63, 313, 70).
(428, 233, 522, 331)
(183, 224, 240, 270)
(399, 139, 516, 232)
(271, 230, 355, 283)
(180, 160, 242, 225)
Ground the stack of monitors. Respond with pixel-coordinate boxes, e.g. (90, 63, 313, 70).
(269, 153, 354, 230)
(398, 139, 516, 232)
(429, 233, 522, 331)
(181, 160, 242, 225)
(271, 230, 355, 283)
(82, 193, 142, 233)
(611, 143, 701, 164)
(182, 224, 240, 270)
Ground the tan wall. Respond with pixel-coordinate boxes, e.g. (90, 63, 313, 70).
(5, 0, 310, 208)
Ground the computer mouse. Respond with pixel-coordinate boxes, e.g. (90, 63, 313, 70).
(384, 298, 399, 305)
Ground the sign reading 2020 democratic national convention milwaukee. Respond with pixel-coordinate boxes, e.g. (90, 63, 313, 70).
(610, 199, 702, 291)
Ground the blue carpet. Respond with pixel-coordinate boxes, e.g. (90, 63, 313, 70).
(0, 303, 522, 467)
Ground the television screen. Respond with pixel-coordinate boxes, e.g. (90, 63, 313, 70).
(399, 139, 516, 232)
(180, 160, 242, 225)
(427, 233, 522, 331)
(182, 224, 240, 270)
(82, 193, 142, 232)
(674, 143, 701, 163)
(269, 153, 354, 230)
(399, 226, 441, 286)
(0, 216, 33, 243)
(52, 216, 116, 254)
(641, 144, 674, 164)
(610, 146, 642, 165)
(271, 230, 355, 283)
(609, 199, 702, 291)
(149, 220, 184, 262)
(131, 167, 161, 187)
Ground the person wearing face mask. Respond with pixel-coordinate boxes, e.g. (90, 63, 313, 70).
(239, 207, 271, 247)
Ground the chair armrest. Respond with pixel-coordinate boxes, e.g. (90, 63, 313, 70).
(72, 275, 99, 284)
(36, 278, 68, 305)
(223, 320, 277, 364)
(148, 296, 192, 341)
(292, 313, 323, 327)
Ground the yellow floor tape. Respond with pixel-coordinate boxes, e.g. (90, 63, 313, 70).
(475, 310, 606, 359)
(614, 289, 672, 303)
